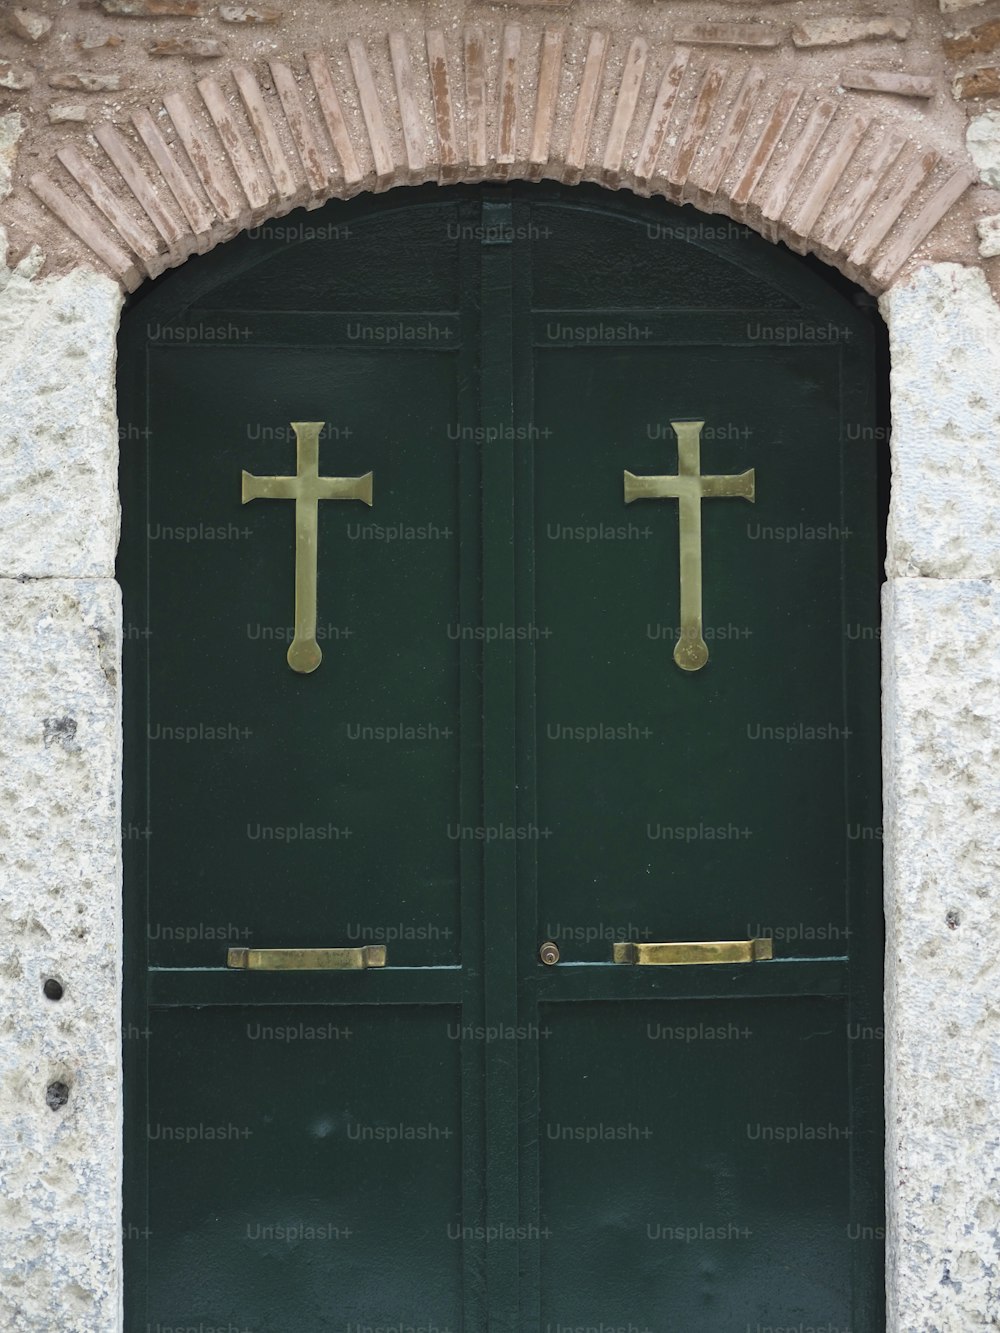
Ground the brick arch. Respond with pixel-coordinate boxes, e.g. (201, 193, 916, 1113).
(26, 22, 975, 294)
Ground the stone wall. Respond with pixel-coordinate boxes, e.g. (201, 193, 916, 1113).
(0, 0, 999, 291)
(0, 2, 999, 1330)
(879, 262, 1000, 1330)
(0, 242, 123, 1330)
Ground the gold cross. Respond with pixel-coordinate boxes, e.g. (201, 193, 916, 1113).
(624, 421, 754, 672)
(242, 421, 373, 674)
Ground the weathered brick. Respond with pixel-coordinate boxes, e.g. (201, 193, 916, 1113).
(841, 68, 937, 97)
(13, 5, 985, 309)
(149, 37, 225, 58)
(943, 18, 1000, 57)
(674, 22, 784, 48)
(954, 64, 1000, 97)
(49, 72, 125, 92)
(792, 18, 911, 48)
(78, 33, 124, 50)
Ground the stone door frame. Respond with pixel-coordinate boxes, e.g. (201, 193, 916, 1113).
(1, 13, 999, 1330)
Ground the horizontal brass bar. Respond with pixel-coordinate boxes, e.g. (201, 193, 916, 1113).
(227, 945, 387, 970)
(612, 939, 774, 966)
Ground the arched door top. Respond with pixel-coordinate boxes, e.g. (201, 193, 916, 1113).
(22, 23, 977, 295)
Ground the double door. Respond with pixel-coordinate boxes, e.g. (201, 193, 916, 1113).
(120, 184, 884, 1331)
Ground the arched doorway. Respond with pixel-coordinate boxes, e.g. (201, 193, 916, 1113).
(118, 181, 885, 1331)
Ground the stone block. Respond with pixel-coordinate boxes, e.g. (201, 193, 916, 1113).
(8, 8, 53, 43)
(880, 263, 1000, 579)
(0, 61, 35, 91)
(0, 114, 23, 202)
(48, 72, 125, 92)
(0, 577, 122, 1332)
(0, 261, 122, 578)
(218, 3, 281, 20)
(841, 68, 936, 97)
(47, 104, 88, 125)
(148, 36, 224, 58)
(943, 16, 1000, 57)
(954, 64, 1000, 97)
(792, 17, 911, 47)
(882, 576, 1000, 1331)
(967, 109, 1000, 186)
(975, 211, 1000, 256)
(99, 0, 203, 14)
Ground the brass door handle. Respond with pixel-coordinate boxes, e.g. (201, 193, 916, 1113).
(612, 939, 773, 966)
(227, 946, 386, 970)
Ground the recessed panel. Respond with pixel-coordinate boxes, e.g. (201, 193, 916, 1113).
(530, 201, 803, 311)
(192, 200, 463, 312)
(142, 346, 467, 966)
(532, 342, 861, 958)
(146, 1005, 464, 1333)
(538, 999, 855, 1333)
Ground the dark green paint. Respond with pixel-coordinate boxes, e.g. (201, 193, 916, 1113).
(119, 184, 885, 1332)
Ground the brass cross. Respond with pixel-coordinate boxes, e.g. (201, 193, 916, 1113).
(624, 421, 754, 672)
(242, 421, 373, 674)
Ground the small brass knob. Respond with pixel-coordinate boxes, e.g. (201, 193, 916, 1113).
(539, 941, 560, 966)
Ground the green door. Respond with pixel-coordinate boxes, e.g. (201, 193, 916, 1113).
(120, 184, 884, 1332)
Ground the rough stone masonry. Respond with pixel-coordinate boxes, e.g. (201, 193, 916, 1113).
(1, 1, 999, 1329)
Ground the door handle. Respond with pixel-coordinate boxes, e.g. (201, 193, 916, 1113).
(227, 946, 387, 970)
(612, 939, 773, 966)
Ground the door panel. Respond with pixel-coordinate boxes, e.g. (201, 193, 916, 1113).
(527, 203, 802, 310)
(148, 1005, 463, 1331)
(519, 193, 881, 1333)
(146, 345, 467, 969)
(203, 201, 463, 311)
(122, 192, 488, 1333)
(120, 184, 884, 1333)
(532, 339, 858, 952)
(539, 999, 851, 1333)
